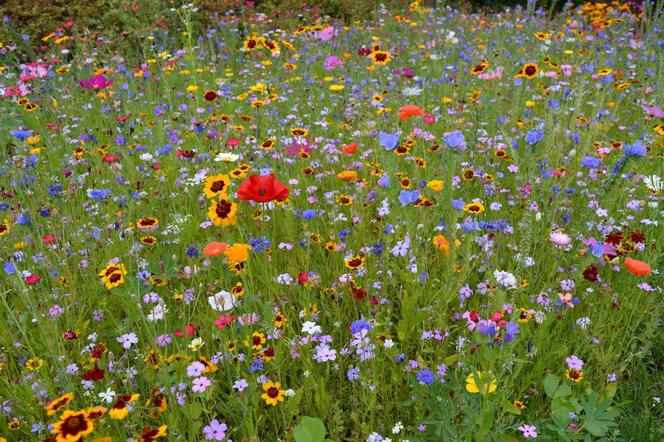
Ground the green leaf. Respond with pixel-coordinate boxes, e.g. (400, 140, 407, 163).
(189, 402, 202, 419)
(293, 417, 326, 442)
(543, 374, 560, 398)
(579, 392, 620, 437)
(554, 381, 572, 398)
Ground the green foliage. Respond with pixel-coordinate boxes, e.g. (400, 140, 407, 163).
(293, 416, 331, 442)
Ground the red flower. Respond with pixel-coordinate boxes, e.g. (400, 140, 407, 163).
(43, 234, 56, 244)
(174, 323, 196, 337)
(82, 364, 105, 381)
(237, 174, 289, 203)
(297, 272, 309, 285)
(25, 274, 41, 285)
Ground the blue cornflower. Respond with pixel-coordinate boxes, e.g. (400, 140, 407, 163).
(416, 369, 435, 385)
(623, 140, 647, 157)
(525, 129, 543, 145)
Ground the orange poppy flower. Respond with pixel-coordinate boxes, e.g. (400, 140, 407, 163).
(624, 257, 651, 276)
(203, 242, 228, 257)
(397, 104, 425, 121)
(342, 143, 358, 155)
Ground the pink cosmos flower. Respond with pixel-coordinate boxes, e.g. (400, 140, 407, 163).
(80, 74, 113, 90)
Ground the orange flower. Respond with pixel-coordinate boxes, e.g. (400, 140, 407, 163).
(223, 243, 252, 265)
(337, 171, 357, 181)
(397, 104, 425, 121)
(203, 241, 228, 257)
(624, 257, 651, 276)
(342, 142, 358, 155)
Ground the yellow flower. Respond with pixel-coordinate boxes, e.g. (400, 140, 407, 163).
(465, 371, 497, 394)
(203, 174, 231, 199)
(261, 380, 285, 406)
(427, 180, 444, 192)
(329, 84, 345, 91)
(25, 357, 45, 371)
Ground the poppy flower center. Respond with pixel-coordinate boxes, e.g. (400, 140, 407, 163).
(258, 187, 267, 196)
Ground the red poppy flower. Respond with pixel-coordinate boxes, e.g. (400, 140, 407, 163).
(397, 104, 425, 121)
(203, 241, 228, 257)
(174, 323, 196, 337)
(43, 234, 56, 244)
(624, 257, 652, 276)
(342, 142, 358, 155)
(237, 174, 289, 203)
(25, 274, 41, 285)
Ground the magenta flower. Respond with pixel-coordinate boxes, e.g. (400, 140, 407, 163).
(79, 74, 113, 90)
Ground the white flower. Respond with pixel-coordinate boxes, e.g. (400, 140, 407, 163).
(214, 152, 240, 162)
(302, 321, 322, 336)
(208, 291, 236, 312)
(384, 339, 394, 349)
(139, 153, 154, 162)
(403, 87, 422, 96)
(147, 304, 168, 321)
(493, 270, 517, 289)
(576, 316, 591, 330)
(98, 388, 116, 404)
(188, 337, 204, 351)
(391, 422, 404, 434)
(643, 175, 662, 194)
(284, 389, 296, 397)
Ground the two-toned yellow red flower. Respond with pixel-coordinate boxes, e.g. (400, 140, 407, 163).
(261, 380, 285, 406)
(203, 174, 231, 199)
(207, 199, 238, 227)
(109, 394, 140, 420)
(52, 409, 95, 442)
(44, 392, 74, 416)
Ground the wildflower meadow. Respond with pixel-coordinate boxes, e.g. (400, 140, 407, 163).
(0, 1, 662, 441)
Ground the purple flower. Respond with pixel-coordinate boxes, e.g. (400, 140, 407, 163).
(117, 333, 138, 349)
(565, 355, 584, 370)
(233, 379, 248, 392)
(203, 419, 228, 441)
(192, 376, 211, 393)
(623, 140, 646, 157)
(519, 424, 538, 438)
